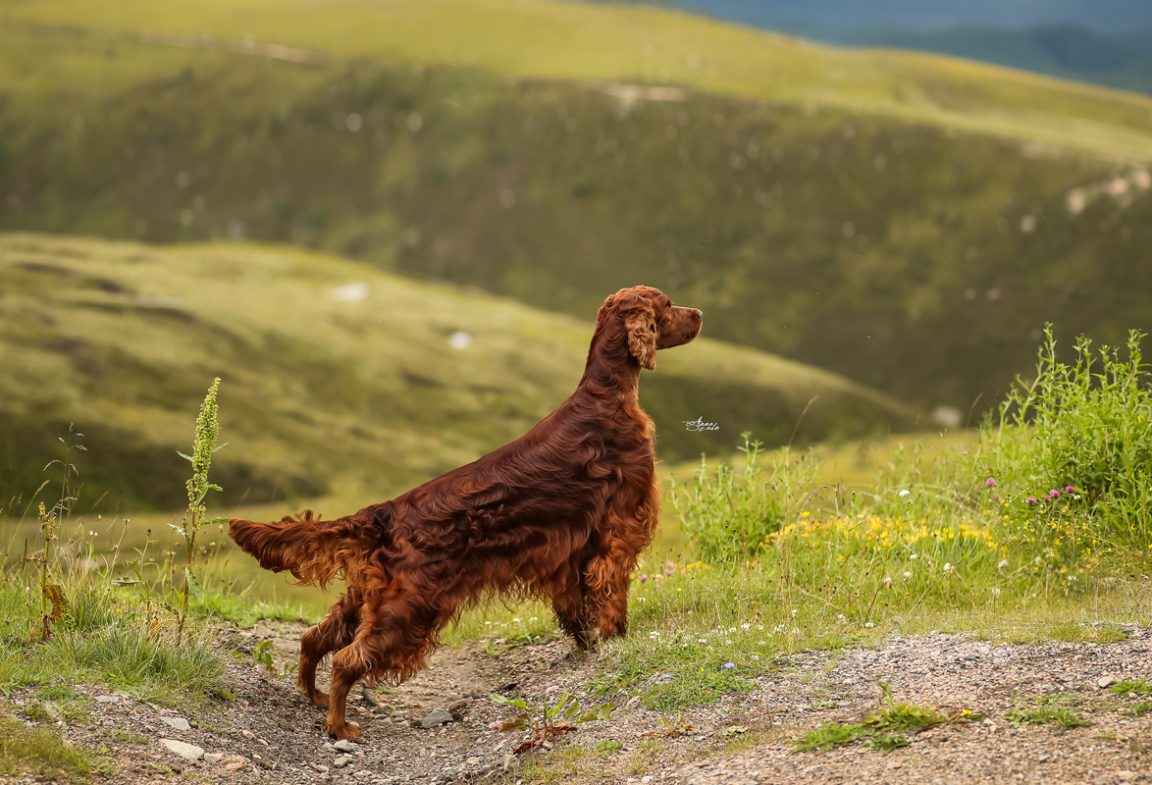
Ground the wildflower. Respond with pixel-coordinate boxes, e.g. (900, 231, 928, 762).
(638, 574, 648, 583)
(997, 559, 1009, 571)
(985, 477, 997, 487)
(943, 562, 955, 574)
(1027, 497, 1039, 506)
(882, 576, 893, 588)
(903, 571, 913, 579)
(722, 662, 736, 670)
(1065, 485, 1076, 494)
(990, 587, 1002, 597)
(909, 553, 919, 560)
(836, 614, 848, 624)
(898, 489, 911, 498)
(864, 622, 875, 629)
(1048, 489, 1061, 500)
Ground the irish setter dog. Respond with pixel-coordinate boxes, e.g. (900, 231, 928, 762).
(229, 285, 702, 739)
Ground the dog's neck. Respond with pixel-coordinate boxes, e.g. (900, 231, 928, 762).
(576, 328, 641, 406)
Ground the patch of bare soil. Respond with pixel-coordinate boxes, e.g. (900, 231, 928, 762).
(7, 623, 1152, 785)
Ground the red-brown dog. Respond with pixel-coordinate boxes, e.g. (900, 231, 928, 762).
(229, 285, 702, 738)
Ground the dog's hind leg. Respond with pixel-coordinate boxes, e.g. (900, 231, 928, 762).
(326, 585, 438, 740)
(299, 591, 360, 708)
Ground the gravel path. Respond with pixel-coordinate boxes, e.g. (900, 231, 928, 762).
(7, 623, 1152, 784)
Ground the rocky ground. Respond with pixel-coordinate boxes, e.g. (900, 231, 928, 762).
(7, 622, 1152, 785)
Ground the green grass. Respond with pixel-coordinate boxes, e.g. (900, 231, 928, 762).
(1005, 694, 1092, 729)
(1109, 680, 1152, 697)
(0, 712, 107, 783)
(794, 702, 955, 751)
(0, 567, 229, 706)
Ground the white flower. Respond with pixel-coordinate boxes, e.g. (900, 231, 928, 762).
(903, 571, 913, 579)
(898, 489, 911, 498)
(990, 587, 1002, 597)
(997, 559, 1009, 571)
(882, 576, 893, 588)
(943, 563, 955, 574)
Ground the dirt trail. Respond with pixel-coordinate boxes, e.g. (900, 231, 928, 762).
(9, 623, 1152, 784)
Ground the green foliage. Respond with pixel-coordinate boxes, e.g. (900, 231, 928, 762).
(672, 433, 816, 564)
(174, 377, 225, 645)
(1109, 680, 1152, 697)
(490, 691, 615, 754)
(978, 326, 1152, 555)
(794, 701, 956, 752)
(0, 712, 107, 782)
(1005, 694, 1091, 729)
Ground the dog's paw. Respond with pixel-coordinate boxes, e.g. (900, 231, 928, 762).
(327, 720, 361, 740)
(308, 691, 330, 709)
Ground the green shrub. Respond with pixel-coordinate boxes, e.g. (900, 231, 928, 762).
(672, 433, 817, 564)
(977, 326, 1152, 554)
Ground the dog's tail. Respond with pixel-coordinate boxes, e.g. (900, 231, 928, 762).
(228, 510, 372, 588)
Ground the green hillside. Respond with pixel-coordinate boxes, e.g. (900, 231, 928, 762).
(3, 0, 1151, 158)
(0, 233, 912, 512)
(1, 7, 1150, 409)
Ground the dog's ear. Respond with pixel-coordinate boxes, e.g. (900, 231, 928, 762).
(625, 307, 657, 370)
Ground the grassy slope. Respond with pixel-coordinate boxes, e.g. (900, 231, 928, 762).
(1, 7, 1149, 410)
(0, 232, 911, 511)
(3, 0, 1151, 159)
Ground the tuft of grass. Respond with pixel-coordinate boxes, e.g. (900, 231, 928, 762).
(0, 712, 107, 783)
(795, 700, 959, 752)
(1131, 702, 1152, 716)
(1005, 694, 1092, 729)
(1108, 680, 1152, 697)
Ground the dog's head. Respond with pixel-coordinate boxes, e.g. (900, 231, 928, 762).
(596, 285, 703, 371)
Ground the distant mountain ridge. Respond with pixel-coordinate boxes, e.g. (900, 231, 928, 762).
(670, 1, 1152, 93)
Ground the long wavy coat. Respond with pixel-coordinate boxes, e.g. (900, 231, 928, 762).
(229, 285, 702, 739)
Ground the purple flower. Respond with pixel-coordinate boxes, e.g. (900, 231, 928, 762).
(1049, 489, 1061, 500)
(985, 477, 997, 487)
(638, 574, 648, 583)
(1027, 496, 1039, 506)
(722, 662, 736, 670)
(1065, 485, 1076, 494)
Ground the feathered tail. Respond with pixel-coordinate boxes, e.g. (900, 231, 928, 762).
(228, 510, 371, 588)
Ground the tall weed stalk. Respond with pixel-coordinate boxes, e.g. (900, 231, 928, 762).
(173, 378, 226, 646)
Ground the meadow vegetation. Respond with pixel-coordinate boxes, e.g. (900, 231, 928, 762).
(476, 327, 1152, 714)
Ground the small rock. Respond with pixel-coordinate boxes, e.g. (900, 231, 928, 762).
(221, 755, 247, 773)
(161, 717, 191, 732)
(353, 771, 371, 780)
(333, 739, 360, 753)
(1098, 676, 1119, 688)
(241, 729, 256, 739)
(323, 742, 336, 752)
(448, 698, 470, 715)
(1038, 754, 1050, 763)
(161, 739, 205, 762)
(466, 757, 481, 766)
(94, 695, 119, 704)
(310, 763, 330, 773)
(1118, 772, 1137, 782)
(203, 752, 224, 763)
(420, 708, 454, 728)
(333, 755, 355, 768)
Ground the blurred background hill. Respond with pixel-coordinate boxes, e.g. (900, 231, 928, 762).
(1, 0, 1149, 513)
(669, 0, 1152, 94)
